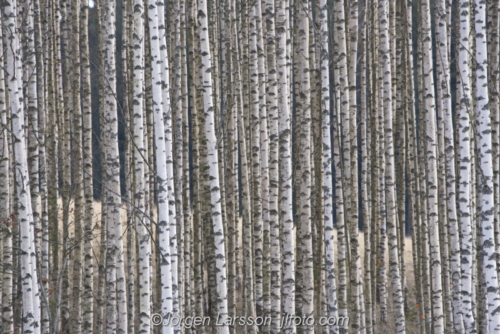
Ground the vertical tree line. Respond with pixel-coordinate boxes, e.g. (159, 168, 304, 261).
(1, 0, 500, 333)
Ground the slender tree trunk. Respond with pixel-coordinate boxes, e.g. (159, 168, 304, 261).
(456, 0, 476, 332)
(70, 1, 84, 332)
(147, 2, 174, 333)
(4, 0, 42, 331)
(81, 0, 94, 332)
(133, 0, 152, 332)
(98, 0, 128, 331)
(277, 0, 295, 330)
(474, 1, 500, 331)
(265, 0, 281, 330)
(295, 0, 314, 332)
(319, 0, 338, 330)
(487, 0, 500, 292)
(196, 0, 230, 332)
(378, 0, 406, 332)
(0, 16, 14, 333)
(249, 0, 264, 320)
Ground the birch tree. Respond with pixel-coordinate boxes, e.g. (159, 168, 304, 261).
(4, 0, 41, 332)
(81, 0, 94, 331)
(378, 0, 405, 331)
(133, 0, 152, 332)
(265, 0, 282, 330)
(456, 0, 476, 331)
(295, 0, 314, 332)
(196, 0, 230, 332)
(277, 0, 296, 331)
(319, 0, 339, 330)
(435, 0, 464, 330)
(147, 2, 174, 333)
(420, 1, 445, 332)
(0, 14, 14, 334)
(474, 1, 500, 331)
(98, 0, 128, 332)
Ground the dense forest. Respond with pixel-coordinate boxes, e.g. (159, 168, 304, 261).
(0, 0, 499, 333)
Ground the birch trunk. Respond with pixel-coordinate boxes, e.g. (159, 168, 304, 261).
(435, 0, 464, 330)
(474, 1, 500, 331)
(0, 16, 14, 332)
(419, 1, 445, 332)
(147, 2, 174, 333)
(487, 0, 500, 290)
(347, 2, 365, 329)
(265, 0, 281, 329)
(4, 0, 42, 331)
(319, 0, 338, 330)
(81, 0, 94, 332)
(197, 1, 230, 332)
(98, 0, 128, 331)
(133, 0, 152, 332)
(378, 0, 406, 331)
(277, 0, 295, 330)
(70, 1, 84, 331)
(333, 0, 350, 329)
(457, 0, 476, 331)
(295, 0, 314, 332)
(156, 0, 181, 323)
(249, 1, 264, 318)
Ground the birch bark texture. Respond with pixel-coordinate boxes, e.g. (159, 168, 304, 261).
(4, 1, 41, 333)
(197, 1, 230, 333)
(474, 1, 500, 332)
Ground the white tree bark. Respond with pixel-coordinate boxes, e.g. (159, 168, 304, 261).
(421, 1, 444, 332)
(333, 0, 350, 330)
(0, 15, 14, 333)
(378, 0, 405, 332)
(197, 1, 230, 333)
(319, 0, 338, 331)
(249, 1, 264, 317)
(133, 0, 152, 332)
(487, 0, 500, 290)
(435, 0, 464, 330)
(295, 0, 314, 332)
(156, 0, 180, 326)
(457, 0, 476, 332)
(277, 0, 295, 330)
(265, 0, 281, 330)
(98, 0, 128, 331)
(147, 2, 174, 334)
(474, 1, 500, 331)
(81, 0, 94, 332)
(4, 0, 41, 332)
